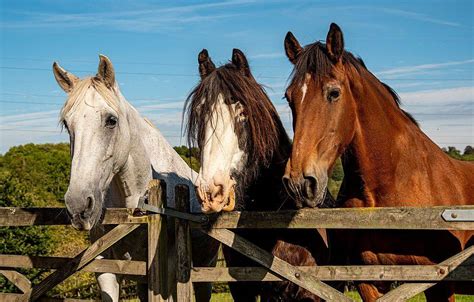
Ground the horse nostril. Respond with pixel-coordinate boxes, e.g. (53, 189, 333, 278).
(86, 196, 94, 210)
(211, 184, 224, 200)
(303, 175, 318, 199)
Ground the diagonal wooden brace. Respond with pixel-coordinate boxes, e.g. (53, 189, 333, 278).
(0, 269, 31, 294)
(29, 223, 140, 301)
(377, 245, 474, 302)
(203, 228, 353, 302)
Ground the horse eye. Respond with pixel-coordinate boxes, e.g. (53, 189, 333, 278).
(328, 88, 341, 102)
(105, 116, 118, 128)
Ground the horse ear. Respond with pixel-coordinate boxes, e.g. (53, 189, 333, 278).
(284, 32, 302, 64)
(198, 49, 215, 79)
(97, 54, 116, 88)
(52, 62, 79, 93)
(326, 23, 344, 63)
(232, 48, 251, 77)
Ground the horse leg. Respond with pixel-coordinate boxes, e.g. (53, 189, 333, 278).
(357, 282, 383, 302)
(96, 269, 121, 302)
(191, 229, 220, 302)
(425, 283, 455, 302)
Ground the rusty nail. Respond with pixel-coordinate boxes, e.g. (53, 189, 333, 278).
(295, 273, 300, 278)
(439, 268, 446, 275)
(451, 212, 458, 219)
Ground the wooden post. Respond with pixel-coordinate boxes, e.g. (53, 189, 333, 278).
(147, 179, 169, 301)
(175, 185, 192, 302)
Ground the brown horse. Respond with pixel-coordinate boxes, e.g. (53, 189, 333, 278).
(185, 48, 331, 301)
(282, 23, 474, 301)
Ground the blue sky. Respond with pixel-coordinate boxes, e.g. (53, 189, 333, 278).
(0, 0, 472, 153)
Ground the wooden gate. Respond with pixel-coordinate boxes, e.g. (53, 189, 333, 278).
(1, 180, 473, 301)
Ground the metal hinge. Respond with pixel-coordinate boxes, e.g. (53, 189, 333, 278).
(441, 209, 474, 222)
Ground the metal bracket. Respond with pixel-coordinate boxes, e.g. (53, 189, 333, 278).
(441, 209, 474, 222)
(137, 196, 208, 223)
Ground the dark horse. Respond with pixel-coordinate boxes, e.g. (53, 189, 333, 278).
(185, 48, 332, 301)
(282, 23, 474, 301)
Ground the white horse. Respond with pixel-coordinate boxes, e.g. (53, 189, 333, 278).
(53, 55, 218, 302)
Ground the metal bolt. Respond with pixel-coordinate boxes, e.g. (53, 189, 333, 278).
(451, 212, 458, 219)
(439, 268, 446, 275)
(295, 272, 301, 278)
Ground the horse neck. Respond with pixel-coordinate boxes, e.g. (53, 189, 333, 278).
(120, 99, 199, 210)
(342, 70, 463, 207)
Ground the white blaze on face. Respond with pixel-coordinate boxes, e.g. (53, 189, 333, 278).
(300, 73, 311, 104)
(198, 94, 245, 213)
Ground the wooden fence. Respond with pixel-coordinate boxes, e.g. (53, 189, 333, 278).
(0, 180, 473, 301)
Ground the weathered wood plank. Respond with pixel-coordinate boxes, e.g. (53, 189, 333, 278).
(175, 185, 193, 302)
(191, 263, 474, 282)
(377, 245, 474, 302)
(30, 223, 140, 301)
(0, 269, 31, 294)
(197, 206, 474, 230)
(0, 293, 28, 302)
(0, 208, 147, 226)
(0, 296, 98, 302)
(147, 180, 169, 302)
(0, 255, 145, 276)
(204, 228, 352, 301)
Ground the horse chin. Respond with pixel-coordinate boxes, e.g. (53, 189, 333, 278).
(71, 218, 93, 231)
(70, 211, 101, 231)
(221, 187, 236, 212)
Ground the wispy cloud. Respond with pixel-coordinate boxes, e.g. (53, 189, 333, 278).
(376, 59, 474, 77)
(329, 5, 462, 27)
(377, 7, 461, 27)
(1, 0, 254, 32)
(399, 86, 474, 106)
(249, 52, 285, 60)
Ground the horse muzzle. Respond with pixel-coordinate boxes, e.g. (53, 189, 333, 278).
(197, 182, 236, 213)
(282, 172, 328, 208)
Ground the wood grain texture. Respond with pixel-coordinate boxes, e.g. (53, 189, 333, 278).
(0, 269, 31, 294)
(30, 223, 140, 301)
(147, 179, 169, 302)
(377, 245, 474, 301)
(204, 228, 352, 301)
(191, 263, 474, 282)
(197, 206, 474, 230)
(0, 207, 147, 226)
(0, 255, 145, 276)
(175, 185, 192, 302)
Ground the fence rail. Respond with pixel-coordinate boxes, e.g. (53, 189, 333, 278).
(0, 181, 473, 301)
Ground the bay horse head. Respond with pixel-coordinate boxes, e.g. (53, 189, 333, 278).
(282, 23, 359, 207)
(185, 49, 283, 213)
(53, 55, 146, 230)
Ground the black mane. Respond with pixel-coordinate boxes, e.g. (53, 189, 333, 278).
(185, 62, 291, 210)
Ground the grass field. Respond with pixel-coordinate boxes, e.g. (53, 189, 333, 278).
(209, 292, 474, 302)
